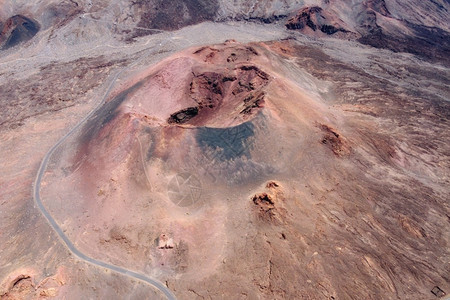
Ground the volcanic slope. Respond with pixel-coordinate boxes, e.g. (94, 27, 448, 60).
(40, 39, 449, 299)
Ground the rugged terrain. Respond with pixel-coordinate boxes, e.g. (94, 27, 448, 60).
(0, 0, 449, 299)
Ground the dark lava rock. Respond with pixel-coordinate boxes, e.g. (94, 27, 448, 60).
(168, 107, 199, 124)
(358, 19, 450, 65)
(244, 14, 288, 24)
(0, 15, 40, 50)
(131, 0, 219, 37)
(321, 24, 340, 35)
(353, 1, 450, 64)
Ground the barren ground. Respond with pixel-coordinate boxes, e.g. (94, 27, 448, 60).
(1, 1, 449, 299)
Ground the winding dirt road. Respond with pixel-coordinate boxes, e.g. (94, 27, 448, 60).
(32, 40, 177, 300)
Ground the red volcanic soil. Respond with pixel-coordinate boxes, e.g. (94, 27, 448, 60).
(1, 0, 448, 298)
(38, 39, 450, 300)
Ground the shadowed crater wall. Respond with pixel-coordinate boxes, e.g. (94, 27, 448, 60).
(196, 121, 255, 161)
(0, 15, 40, 50)
(80, 81, 143, 146)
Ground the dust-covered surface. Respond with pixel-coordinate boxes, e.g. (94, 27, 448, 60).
(1, 0, 449, 299)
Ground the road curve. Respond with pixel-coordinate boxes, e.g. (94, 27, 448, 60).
(32, 41, 176, 300)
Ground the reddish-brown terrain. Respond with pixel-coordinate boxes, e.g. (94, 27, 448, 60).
(0, 0, 449, 299)
(37, 40, 449, 299)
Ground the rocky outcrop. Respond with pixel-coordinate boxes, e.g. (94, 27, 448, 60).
(286, 7, 355, 38)
(252, 181, 286, 224)
(286, 7, 323, 31)
(165, 44, 270, 127)
(180, 65, 268, 125)
(319, 124, 351, 157)
(354, 0, 447, 61)
(0, 270, 66, 299)
(285, 2, 450, 65)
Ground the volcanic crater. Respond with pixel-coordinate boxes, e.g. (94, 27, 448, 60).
(2, 1, 449, 298)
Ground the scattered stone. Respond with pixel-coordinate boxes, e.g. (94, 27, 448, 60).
(158, 234, 175, 249)
(266, 181, 279, 189)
